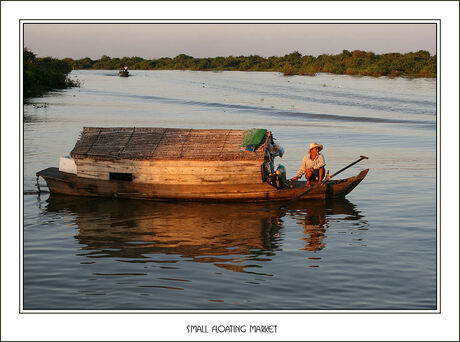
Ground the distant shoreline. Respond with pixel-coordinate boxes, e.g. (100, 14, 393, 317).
(72, 69, 436, 80)
(23, 48, 436, 101)
(62, 50, 436, 78)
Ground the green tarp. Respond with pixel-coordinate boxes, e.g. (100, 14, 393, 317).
(241, 128, 267, 151)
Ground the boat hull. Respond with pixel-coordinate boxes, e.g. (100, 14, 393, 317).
(37, 167, 369, 202)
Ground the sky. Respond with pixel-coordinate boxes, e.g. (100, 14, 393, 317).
(23, 23, 437, 60)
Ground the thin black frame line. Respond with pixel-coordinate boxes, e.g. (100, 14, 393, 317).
(19, 19, 440, 314)
(19, 309, 441, 314)
(20, 19, 440, 22)
(437, 19, 441, 313)
(18, 22, 441, 314)
(19, 21, 24, 315)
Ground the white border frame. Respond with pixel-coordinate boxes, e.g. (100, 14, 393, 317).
(3, 2, 458, 341)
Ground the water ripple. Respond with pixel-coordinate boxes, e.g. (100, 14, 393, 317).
(83, 88, 435, 127)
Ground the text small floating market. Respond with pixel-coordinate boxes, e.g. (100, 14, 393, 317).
(37, 127, 369, 202)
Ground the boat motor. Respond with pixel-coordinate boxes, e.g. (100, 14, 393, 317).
(267, 164, 287, 189)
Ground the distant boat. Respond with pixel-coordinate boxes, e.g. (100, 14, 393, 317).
(36, 127, 369, 202)
(118, 69, 129, 77)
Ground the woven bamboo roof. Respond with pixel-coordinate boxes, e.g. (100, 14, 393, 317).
(70, 127, 270, 161)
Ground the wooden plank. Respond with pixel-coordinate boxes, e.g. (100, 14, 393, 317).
(75, 158, 264, 184)
(76, 170, 110, 180)
(77, 170, 262, 185)
(76, 162, 262, 176)
(75, 158, 263, 168)
(136, 173, 262, 185)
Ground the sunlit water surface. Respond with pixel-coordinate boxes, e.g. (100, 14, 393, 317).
(23, 70, 436, 310)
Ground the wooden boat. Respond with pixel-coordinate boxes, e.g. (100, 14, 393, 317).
(36, 127, 369, 202)
(118, 70, 129, 77)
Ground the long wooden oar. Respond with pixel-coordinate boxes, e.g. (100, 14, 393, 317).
(279, 155, 368, 210)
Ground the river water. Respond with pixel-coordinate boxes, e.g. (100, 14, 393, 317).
(22, 70, 437, 311)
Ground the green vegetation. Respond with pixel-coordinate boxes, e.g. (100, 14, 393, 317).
(64, 50, 436, 78)
(23, 48, 80, 99)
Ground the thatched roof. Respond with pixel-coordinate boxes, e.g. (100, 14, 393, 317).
(70, 127, 270, 161)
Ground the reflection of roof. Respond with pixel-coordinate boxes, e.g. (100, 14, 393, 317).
(70, 127, 270, 161)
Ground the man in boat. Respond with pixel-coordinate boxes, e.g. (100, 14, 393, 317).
(264, 140, 284, 174)
(291, 142, 325, 187)
(263, 139, 286, 188)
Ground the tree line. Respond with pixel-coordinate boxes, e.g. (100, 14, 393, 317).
(23, 48, 436, 100)
(65, 49, 436, 78)
(23, 48, 80, 99)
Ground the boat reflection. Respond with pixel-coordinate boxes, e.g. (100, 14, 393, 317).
(44, 195, 283, 274)
(285, 199, 368, 256)
(44, 195, 367, 273)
